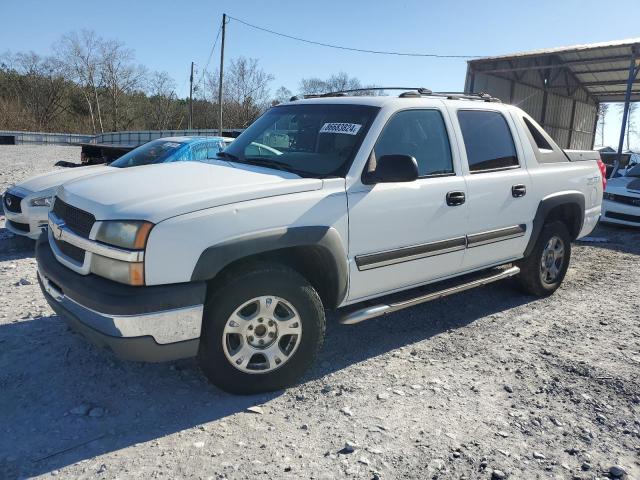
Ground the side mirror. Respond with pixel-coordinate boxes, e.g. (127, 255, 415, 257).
(364, 154, 419, 184)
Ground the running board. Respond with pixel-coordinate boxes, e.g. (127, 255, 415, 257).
(339, 266, 520, 325)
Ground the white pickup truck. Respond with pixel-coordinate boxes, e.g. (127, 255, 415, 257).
(35, 90, 604, 394)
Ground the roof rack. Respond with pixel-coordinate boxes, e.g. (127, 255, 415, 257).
(289, 88, 501, 103)
(289, 87, 431, 101)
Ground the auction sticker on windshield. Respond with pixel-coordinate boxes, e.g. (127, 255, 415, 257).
(319, 123, 362, 135)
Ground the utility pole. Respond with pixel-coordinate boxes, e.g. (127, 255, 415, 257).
(218, 13, 226, 136)
(188, 61, 194, 130)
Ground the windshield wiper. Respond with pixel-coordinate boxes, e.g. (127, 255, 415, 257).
(239, 157, 308, 176)
(217, 151, 240, 161)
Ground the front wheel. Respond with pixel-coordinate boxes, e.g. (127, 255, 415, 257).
(516, 221, 572, 297)
(197, 263, 325, 394)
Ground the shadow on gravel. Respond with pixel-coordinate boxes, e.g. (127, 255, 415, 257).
(576, 223, 640, 256)
(0, 225, 36, 261)
(0, 277, 535, 478)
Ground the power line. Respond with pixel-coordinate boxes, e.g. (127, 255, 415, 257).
(227, 15, 482, 59)
(196, 20, 223, 98)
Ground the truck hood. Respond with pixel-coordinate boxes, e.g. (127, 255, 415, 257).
(57, 160, 323, 223)
(15, 165, 111, 194)
(606, 176, 640, 196)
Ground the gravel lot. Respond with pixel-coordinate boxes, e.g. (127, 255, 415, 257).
(0, 145, 639, 480)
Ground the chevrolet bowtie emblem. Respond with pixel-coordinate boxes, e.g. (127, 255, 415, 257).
(51, 219, 65, 240)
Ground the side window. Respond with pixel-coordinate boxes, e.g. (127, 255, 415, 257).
(523, 117, 553, 151)
(457, 110, 518, 172)
(373, 110, 454, 177)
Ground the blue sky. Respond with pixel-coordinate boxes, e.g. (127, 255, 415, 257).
(1, 0, 639, 147)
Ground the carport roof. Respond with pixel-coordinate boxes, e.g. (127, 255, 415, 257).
(468, 38, 640, 103)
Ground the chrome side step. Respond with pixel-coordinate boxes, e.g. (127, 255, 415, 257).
(339, 266, 520, 325)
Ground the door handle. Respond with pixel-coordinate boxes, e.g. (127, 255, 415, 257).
(446, 191, 466, 206)
(512, 184, 527, 198)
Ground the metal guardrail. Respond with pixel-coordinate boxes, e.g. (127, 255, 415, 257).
(94, 129, 243, 145)
(0, 129, 244, 147)
(0, 130, 94, 145)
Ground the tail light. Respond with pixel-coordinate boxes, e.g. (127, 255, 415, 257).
(597, 157, 607, 191)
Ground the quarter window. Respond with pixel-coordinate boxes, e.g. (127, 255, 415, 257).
(523, 117, 553, 151)
(457, 110, 518, 172)
(373, 110, 454, 177)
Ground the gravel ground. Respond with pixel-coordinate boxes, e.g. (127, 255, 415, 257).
(0, 145, 639, 480)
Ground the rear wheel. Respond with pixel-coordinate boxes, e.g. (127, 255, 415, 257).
(516, 221, 571, 296)
(197, 263, 325, 394)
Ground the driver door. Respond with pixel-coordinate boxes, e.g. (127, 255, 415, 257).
(347, 108, 469, 301)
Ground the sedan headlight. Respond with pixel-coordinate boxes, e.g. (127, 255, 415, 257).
(95, 220, 153, 249)
(91, 220, 153, 286)
(30, 195, 53, 207)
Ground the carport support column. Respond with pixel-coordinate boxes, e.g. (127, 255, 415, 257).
(614, 52, 639, 177)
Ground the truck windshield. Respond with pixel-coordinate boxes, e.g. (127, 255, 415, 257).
(110, 140, 187, 168)
(221, 104, 379, 177)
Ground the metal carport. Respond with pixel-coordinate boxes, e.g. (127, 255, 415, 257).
(465, 38, 640, 165)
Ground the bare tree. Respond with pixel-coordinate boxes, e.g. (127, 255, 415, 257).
(8, 52, 70, 130)
(99, 39, 146, 131)
(596, 103, 609, 147)
(618, 103, 638, 150)
(272, 86, 292, 105)
(299, 77, 327, 95)
(56, 30, 105, 133)
(299, 72, 378, 96)
(222, 57, 273, 128)
(147, 71, 178, 129)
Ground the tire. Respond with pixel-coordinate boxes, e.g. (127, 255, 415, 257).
(197, 262, 325, 394)
(516, 221, 572, 297)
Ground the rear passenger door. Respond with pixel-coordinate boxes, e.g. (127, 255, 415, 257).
(453, 109, 536, 270)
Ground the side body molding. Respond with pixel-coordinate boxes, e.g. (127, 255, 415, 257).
(524, 192, 585, 257)
(191, 226, 349, 306)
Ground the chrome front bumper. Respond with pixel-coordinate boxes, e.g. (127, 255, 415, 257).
(39, 269, 203, 345)
(36, 235, 207, 362)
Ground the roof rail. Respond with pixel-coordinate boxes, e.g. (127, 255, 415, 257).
(428, 91, 502, 102)
(289, 87, 432, 101)
(289, 88, 501, 103)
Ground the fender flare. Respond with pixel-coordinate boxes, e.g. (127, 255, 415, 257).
(524, 192, 585, 257)
(190, 226, 349, 306)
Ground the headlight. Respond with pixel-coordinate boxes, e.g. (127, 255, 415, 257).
(95, 221, 153, 249)
(30, 195, 53, 207)
(91, 220, 153, 285)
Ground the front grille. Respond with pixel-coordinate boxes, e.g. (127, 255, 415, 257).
(605, 211, 640, 224)
(52, 198, 95, 238)
(3, 192, 23, 213)
(53, 237, 86, 264)
(7, 219, 30, 232)
(608, 193, 640, 207)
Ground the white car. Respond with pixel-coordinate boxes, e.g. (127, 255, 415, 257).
(602, 164, 640, 226)
(35, 92, 603, 394)
(2, 136, 233, 239)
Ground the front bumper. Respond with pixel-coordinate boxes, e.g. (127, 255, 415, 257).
(36, 235, 206, 362)
(602, 199, 640, 226)
(2, 202, 49, 239)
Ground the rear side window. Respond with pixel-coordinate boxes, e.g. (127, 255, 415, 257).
(373, 109, 454, 177)
(523, 117, 553, 151)
(457, 110, 518, 172)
